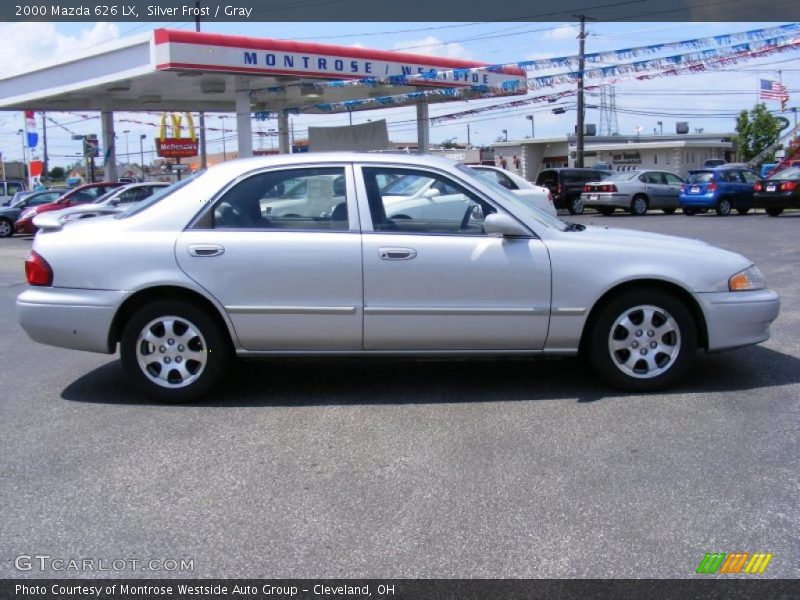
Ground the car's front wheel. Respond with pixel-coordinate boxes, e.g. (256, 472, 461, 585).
(120, 300, 231, 402)
(587, 290, 697, 391)
(568, 196, 584, 215)
(0, 218, 13, 238)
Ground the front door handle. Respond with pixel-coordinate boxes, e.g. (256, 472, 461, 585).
(378, 247, 417, 260)
(188, 244, 225, 257)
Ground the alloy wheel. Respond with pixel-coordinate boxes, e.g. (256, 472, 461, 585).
(607, 304, 682, 379)
(136, 316, 208, 389)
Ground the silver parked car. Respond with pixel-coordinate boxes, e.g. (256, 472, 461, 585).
(582, 170, 685, 215)
(17, 153, 779, 402)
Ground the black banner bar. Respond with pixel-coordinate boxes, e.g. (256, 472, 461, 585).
(3, 0, 799, 22)
(3, 579, 800, 600)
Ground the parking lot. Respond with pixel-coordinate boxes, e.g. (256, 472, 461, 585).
(0, 211, 797, 578)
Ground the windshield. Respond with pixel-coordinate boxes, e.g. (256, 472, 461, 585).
(94, 188, 124, 204)
(118, 173, 203, 218)
(604, 172, 640, 181)
(381, 174, 430, 196)
(772, 167, 800, 180)
(687, 171, 714, 183)
(456, 164, 566, 231)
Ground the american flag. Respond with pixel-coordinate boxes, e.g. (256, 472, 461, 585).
(759, 79, 788, 100)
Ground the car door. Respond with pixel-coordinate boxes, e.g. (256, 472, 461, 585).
(740, 170, 758, 205)
(176, 164, 363, 351)
(355, 164, 551, 351)
(638, 172, 665, 207)
(661, 172, 684, 207)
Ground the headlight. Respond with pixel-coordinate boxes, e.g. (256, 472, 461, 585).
(729, 266, 766, 291)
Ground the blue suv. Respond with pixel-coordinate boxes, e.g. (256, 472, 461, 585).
(679, 166, 759, 216)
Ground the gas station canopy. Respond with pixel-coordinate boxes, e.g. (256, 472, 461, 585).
(0, 28, 525, 178)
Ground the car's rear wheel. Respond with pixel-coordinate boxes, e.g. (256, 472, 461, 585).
(715, 198, 732, 216)
(568, 196, 584, 215)
(630, 195, 649, 216)
(0, 218, 13, 238)
(736, 207, 750, 215)
(120, 300, 231, 402)
(587, 290, 696, 391)
(765, 207, 784, 217)
(682, 207, 698, 216)
(598, 207, 614, 216)
(662, 208, 676, 215)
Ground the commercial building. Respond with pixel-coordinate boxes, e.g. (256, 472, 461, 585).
(493, 132, 736, 181)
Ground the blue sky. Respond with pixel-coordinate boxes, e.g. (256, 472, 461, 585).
(1, 20, 797, 167)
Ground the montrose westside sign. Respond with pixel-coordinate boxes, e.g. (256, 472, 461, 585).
(153, 29, 525, 89)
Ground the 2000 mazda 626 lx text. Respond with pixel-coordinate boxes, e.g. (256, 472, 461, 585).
(17, 153, 780, 402)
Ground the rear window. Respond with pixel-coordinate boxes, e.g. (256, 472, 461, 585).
(605, 172, 639, 181)
(687, 171, 714, 183)
(772, 167, 800, 180)
(536, 170, 558, 185)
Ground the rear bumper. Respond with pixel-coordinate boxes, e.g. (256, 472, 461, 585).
(581, 192, 631, 208)
(679, 193, 716, 208)
(752, 191, 799, 209)
(16, 287, 126, 354)
(696, 289, 780, 352)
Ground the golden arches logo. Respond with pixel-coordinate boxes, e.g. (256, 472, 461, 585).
(157, 112, 197, 142)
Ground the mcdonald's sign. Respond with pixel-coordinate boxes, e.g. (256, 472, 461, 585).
(155, 112, 198, 158)
(696, 552, 773, 575)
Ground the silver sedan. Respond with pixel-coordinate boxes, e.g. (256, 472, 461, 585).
(582, 170, 685, 215)
(17, 153, 779, 401)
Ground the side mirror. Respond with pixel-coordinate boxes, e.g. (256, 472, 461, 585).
(484, 213, 531, 237)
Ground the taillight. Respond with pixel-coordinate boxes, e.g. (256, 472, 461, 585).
(680, 185, 685, 193)
(753, 182, 763, 192)
(583, 185, 591, 192)
(556, 184, 562, 195)
(591, 184, 618, 193)
(708, 180, 717, 192)
(781, 181, 798, 191)
(25, 251, 52, 286)
(547, 191, 554, 205)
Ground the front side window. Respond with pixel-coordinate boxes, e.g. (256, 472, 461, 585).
(663, 173, 684, 185)
(213, 167, 348, 231)
(362, 167, 494, 236)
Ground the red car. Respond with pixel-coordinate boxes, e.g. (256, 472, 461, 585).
(15, 182, 124, 234)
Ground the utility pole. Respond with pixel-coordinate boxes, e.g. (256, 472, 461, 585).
(467, 123, 471, 147)
(526, 114, 535, 139)
(41, 111, 49, 182)
(196, 1, 207, 170)
(574, 15, 588, 167)
(139, 134, 146, 179)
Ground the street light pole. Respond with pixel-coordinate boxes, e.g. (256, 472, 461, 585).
(526, 114, 535, 139)
(502, 129, 508, 142)
(123, 130, 130, 170)
(220, 115, 227, 161)
(575, 15, 588, 168)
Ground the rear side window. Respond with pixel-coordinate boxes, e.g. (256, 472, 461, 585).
(536, 170, 558, 186)
(741, 171, 758, 183)
(718, 170, 742, 183)
(213, 167, 348, 231)
(687, 171, 714, 183)
(639, 172, 661, 184)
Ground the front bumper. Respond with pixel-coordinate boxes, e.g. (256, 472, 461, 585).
(16, 287, 126, 354)
(581, 192, 631, 208)
(696, 289, 780, 352)
(15, 218, 35, 234)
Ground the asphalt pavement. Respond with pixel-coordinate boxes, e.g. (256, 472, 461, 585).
(0, 211, 798, 579)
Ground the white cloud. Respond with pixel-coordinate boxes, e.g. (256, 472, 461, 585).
(392, 36, 472, 60)
(0, 22, 120, 72)
(542, 25, 579, 41)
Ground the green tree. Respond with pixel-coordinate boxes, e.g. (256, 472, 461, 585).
(735, 103, 782, 163)
(48, 166, 65, 180)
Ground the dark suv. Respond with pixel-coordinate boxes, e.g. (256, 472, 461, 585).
(536, 168, 610, 214)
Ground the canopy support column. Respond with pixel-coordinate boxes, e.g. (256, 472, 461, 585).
(101, 110, 117, 181)
(278, 111, 291, 154)
(235, 88, 253, 158)
(416, 98, 430, 154)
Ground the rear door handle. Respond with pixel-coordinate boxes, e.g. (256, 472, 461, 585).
(188, 244, 225, 257)
(378, 247, 417, 260)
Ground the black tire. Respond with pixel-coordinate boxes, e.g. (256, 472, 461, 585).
(120, 299, 232, 402)
(586, 289, 697, 392)
(598, 207, 615, 216)
(0, 217, 13, 238)
(662, 208, 677, 215)
(682, 207, 698, 216)
(630, 195, 649, 216)
(736, 207, 750, 215)
(715, 198, 732, 216)
(765, 207, 784, 217)
(567, 196, 584, 215)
